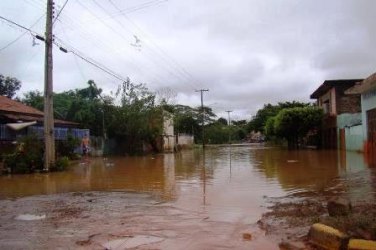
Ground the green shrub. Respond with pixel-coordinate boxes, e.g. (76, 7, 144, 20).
(56, 133, 80, 159)
(3, 135, 44, 174)
(51, 156, 70, 172)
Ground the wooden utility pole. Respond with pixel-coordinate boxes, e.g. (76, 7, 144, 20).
(226, 110, 232, 144)
(43, 0, 55, 170)
(195, 89, 209, 148)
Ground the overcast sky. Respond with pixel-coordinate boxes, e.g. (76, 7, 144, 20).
(0, 0, 375, 120)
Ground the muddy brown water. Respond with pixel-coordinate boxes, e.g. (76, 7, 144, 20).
(0, 145, 375, 249)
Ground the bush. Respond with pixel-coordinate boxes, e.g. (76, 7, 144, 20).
(3, 135, 44, 173)
(51, 156, 70, 172)
(56, 133, 80, 159)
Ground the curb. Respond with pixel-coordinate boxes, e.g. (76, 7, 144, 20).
(308, 223, 376, 250)
(308, 223, 349, 249)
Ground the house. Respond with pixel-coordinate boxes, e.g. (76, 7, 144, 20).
(0, 96, 88, 147)
(345, 72, 376, 164)
(310, 79, 363, 150)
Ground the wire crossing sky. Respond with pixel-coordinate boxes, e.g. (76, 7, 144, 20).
(0, 0, 375, 120)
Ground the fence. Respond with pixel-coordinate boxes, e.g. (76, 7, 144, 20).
(0, 124, 89, 141)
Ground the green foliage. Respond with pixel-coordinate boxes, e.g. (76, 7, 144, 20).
(3, 135, 44, 174)
(0, 74, 21, 98)
(107, 80, 162, 154)
(205, 123, 230, 144)
(204, 118, 247, 144)
(247, 101, 311, 133)
(171, 104, 216, 143)
(217, 117, 228, 126)
(51, 156, 70, 172)
(273, 106, 323, 149)
(56, 133, 80, 159)
(265, 116, 276, 136)
(22, 80, 109, 136)
(22, 90, 44, 110)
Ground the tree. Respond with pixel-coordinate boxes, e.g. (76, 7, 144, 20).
(273, 106, 323, 149)
(0, 74, 21, 98)
(22, 90, 44, 110)
(22, 80, 109, 137)
(217, 117, 228, 126)
(107, 80, 162, 154)
(247, 101, 311, 133)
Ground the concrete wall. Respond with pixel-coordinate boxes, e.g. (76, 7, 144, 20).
(345, 125, 363, 152)
(177, 133, 194, 147)
(337, 113, 363, 152)
(163, 113, 175, 152)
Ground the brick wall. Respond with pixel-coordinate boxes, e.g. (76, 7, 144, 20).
(338, 95, 361, 114)
(335, 84, 361, 114)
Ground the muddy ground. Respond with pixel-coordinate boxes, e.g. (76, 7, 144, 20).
(1, 192, 375, 249)
(259, 195, 376, 249)
(0, 191, 277, 250)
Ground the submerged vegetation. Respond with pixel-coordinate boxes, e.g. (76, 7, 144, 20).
(2, 134, 78, 174)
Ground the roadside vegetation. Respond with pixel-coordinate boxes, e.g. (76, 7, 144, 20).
(2, 73, 324, 168)
(247, 102, 323, 149)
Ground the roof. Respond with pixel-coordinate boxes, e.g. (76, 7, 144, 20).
(0, 96, 78, 126)
(346, 72, 376, 95)
(310, 79, 363, 99)
(0, 95, 44, 116)
(1, 113, 78, 126)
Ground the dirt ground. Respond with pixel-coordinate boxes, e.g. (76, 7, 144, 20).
(2, 192, 375, 249)
(259, 195, 376, 249)
(0, 191, 278, 250)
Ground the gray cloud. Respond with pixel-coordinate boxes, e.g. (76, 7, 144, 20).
(0, 0, 375, 119)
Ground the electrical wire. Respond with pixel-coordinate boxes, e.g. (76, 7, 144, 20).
(53, 0, 69, 25)
(56, 8, 168, 86)
(0, 15, 44, 52)
(91, 0, 199, 91)
(0, 15, 129, 84)
(107, 0, 203, 90)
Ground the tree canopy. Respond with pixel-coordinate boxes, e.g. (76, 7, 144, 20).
(247, 101, 311, 133)
(266, 106, 323, 149)
(0, 74, 21, 99)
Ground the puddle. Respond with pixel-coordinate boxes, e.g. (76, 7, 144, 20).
(102, 235, 164, 249)
(15, 214, 46, 221)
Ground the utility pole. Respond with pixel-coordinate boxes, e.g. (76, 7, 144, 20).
(195, 89, 209, 148)
(43, 0, 55, 171)
(226, 110, 232, 144)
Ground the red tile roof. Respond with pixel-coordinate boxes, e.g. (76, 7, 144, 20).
(0, 95, 43, 116)
(0, 96, 78, 126)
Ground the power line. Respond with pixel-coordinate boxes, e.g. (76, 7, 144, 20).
(0, 14, 44, 52)
(53, 0, 69, 25)
(107, 0, 202, 90)
(86, 0, 196, 91)
(0, 15, 41, 36)
(0, 15, 128, 84)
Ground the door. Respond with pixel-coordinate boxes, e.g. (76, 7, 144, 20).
(367, 108, 376, 166)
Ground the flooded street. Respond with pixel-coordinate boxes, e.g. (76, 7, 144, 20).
(0, 145, 375, 249)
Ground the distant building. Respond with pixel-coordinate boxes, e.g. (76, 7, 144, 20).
(0, 96, 88, 148)
(310, 79, 363, 150)
(162, 111, 175, 152)
(176, 133, 194, 148)
(346, 72, 376, 164)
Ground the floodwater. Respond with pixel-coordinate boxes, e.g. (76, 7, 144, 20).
(0, 145, 375, 248)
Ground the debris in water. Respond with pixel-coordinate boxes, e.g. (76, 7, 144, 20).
(15, 214, 46, 221)
(287, 160, 298, 163)
(242, 232, 252, 241)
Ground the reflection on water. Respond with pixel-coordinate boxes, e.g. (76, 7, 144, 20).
(0, 145, 375, 220)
